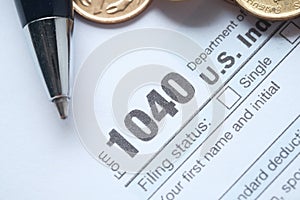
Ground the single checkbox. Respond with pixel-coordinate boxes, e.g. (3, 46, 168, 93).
(280, 22, 300, 44)
(217, 86, 241, 110)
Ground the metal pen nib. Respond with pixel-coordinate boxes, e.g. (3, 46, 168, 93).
(25, 17, 73, 119)
(53, 97, 69, 120)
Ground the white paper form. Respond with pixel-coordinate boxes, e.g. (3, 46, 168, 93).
(1, 0, 300, 200)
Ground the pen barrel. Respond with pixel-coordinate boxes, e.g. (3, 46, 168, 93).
(24, 18, 73, 100)
(14, 0, 73, 27)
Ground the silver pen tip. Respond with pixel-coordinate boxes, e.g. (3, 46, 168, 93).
(53, 97, 69, 120)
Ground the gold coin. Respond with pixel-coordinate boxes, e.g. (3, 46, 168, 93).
(236, 0, 300, 20)
(73, 0, 152, 24)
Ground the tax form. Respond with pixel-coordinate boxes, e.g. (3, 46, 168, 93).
(1, 0, 300, 199)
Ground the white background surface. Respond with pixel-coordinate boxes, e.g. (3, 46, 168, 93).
(3, 0, 291, 199)
(0, 1, 221, 199)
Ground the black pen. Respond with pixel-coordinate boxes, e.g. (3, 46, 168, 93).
(14, 0, 73, 119)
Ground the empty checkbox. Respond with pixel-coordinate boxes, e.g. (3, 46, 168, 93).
(217, 86, 241, 110)
(280, 22, 300, 44)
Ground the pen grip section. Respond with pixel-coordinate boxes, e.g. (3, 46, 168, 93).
(14, 0, 73, 27)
